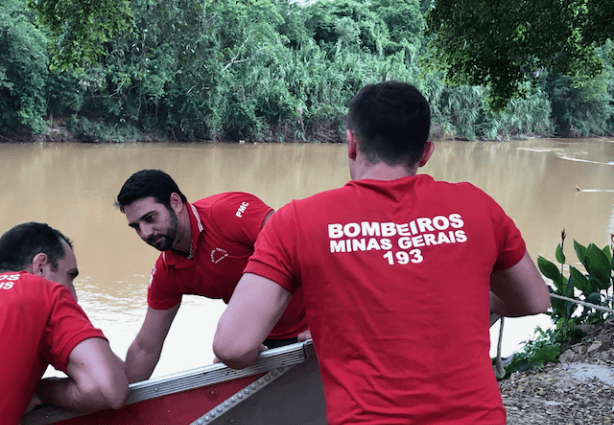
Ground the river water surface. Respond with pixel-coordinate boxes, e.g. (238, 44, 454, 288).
(1, 139, 614, 378)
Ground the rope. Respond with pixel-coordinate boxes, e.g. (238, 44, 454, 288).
(494, 317, 505, 378)
(491, 293, 612, 375)
(549, 293, 614, 314)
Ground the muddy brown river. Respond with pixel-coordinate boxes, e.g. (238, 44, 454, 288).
(1, 139, 613, 378)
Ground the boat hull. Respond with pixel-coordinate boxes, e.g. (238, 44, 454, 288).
(22, 341, 327, 425)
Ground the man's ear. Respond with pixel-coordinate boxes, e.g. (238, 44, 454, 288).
(418, 141, 435, 167)
(347, 129, 357, 160)
(169, 192, 184, 213)
(29, 253, 48, 277)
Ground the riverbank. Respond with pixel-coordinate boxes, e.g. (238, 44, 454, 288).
(500, 319, 614, 424)
(0, 116, 346, 144)
(0, 118, 578, 144)
(500, 361, 614, 424)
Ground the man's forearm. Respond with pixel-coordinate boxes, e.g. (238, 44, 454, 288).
(490, 291, 508, 316)
(37, 377, 122, 411)
(213, 341, 262, 370)
(489, 290, 548, 317)
(489, 253, 551, 317)
(125, 341, 160, 383)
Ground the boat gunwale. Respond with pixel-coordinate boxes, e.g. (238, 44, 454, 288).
(22, 340, 317, 424)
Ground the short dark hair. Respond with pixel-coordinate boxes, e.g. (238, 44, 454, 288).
(116, 169, 187, 211)
(0, 222, 72, 273)
(347, 81, 431, 166)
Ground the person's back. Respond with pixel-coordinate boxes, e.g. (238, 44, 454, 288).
(0, 272, 104, 424)
(257, 175, 520, 423)
(0, 222, 128, 424)
(213, 81, 550, 425)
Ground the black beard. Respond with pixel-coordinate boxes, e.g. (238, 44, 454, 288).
(148, 234, 174, 251)
(147, 206, 178, 251)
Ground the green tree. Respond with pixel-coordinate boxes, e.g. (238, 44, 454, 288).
(369, 0, 424, 54)
(304, 0, 390, 54)
(9, 0, 609, 141)
(76, 0, 290, 140)
(546, 44, 614, 136)
(0, 0, 49, 134)
(424, 0, 614, 111)
(26, 0, 132, 71)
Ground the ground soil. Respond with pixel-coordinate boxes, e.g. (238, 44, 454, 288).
(499, 320, 614, 424)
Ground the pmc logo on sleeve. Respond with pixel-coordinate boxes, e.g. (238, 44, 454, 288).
(236, 202, 249, 218)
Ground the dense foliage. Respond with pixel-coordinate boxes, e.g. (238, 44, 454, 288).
(1, 0, 613, 141)
(26, 0, 132, 71)
(425, 0, 614, 111)
(0, 0, 49, 134)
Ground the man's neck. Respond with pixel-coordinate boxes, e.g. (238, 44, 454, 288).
(348, 141, 432, 182)
(172, 206, 193, 256)
(356, 162, 419, 181)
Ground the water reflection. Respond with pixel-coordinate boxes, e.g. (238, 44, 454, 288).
(1, 139, 613, 378)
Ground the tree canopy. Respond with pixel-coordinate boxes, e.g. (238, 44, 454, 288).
(25, 0, 614, 110)
(424, 0, 614, 110)
(26, 0, 132, 70)
(2, 0, 613, 141)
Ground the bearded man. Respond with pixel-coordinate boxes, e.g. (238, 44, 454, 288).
(116, 169, 308, 383)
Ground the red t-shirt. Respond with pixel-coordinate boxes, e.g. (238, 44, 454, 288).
(0, 272, 105, 425)
(148, 192, 307, 339)
(246, 175, 526, 425)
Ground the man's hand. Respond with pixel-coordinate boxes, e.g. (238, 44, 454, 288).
(214, 275, 291, 370)
(297, 329, 311, 342)
(126, 304, 180, 383)
(23, 393, 43, 415)
(489, 312, 501, 327)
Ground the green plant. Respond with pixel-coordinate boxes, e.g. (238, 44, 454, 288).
(498, 230, 614, 379)
(66, 115, 140, 143)
(497, 317, 586, 379)
(538, 230, 613, 325)
(501, 327, 561, 375)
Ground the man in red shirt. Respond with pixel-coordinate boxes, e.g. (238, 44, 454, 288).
(213, 82, 551, 424)
(116, 170, 308, 383)
(0, 222, 128, 425)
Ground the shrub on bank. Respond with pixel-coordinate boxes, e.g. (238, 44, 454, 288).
(67, 115, 142, 143)
(495, 232, 614, 379)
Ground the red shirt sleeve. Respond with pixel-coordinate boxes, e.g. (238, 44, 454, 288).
(207, 192, 273, 247)
(245, 201, 299, 294)
(486, 193, 527, 271)
(147, 254, 183, 310)
(43, 285, 106, 373)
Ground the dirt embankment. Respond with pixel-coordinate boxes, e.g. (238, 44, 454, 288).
(500, 320, 614, 424)
(0, 117, 346, 144)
